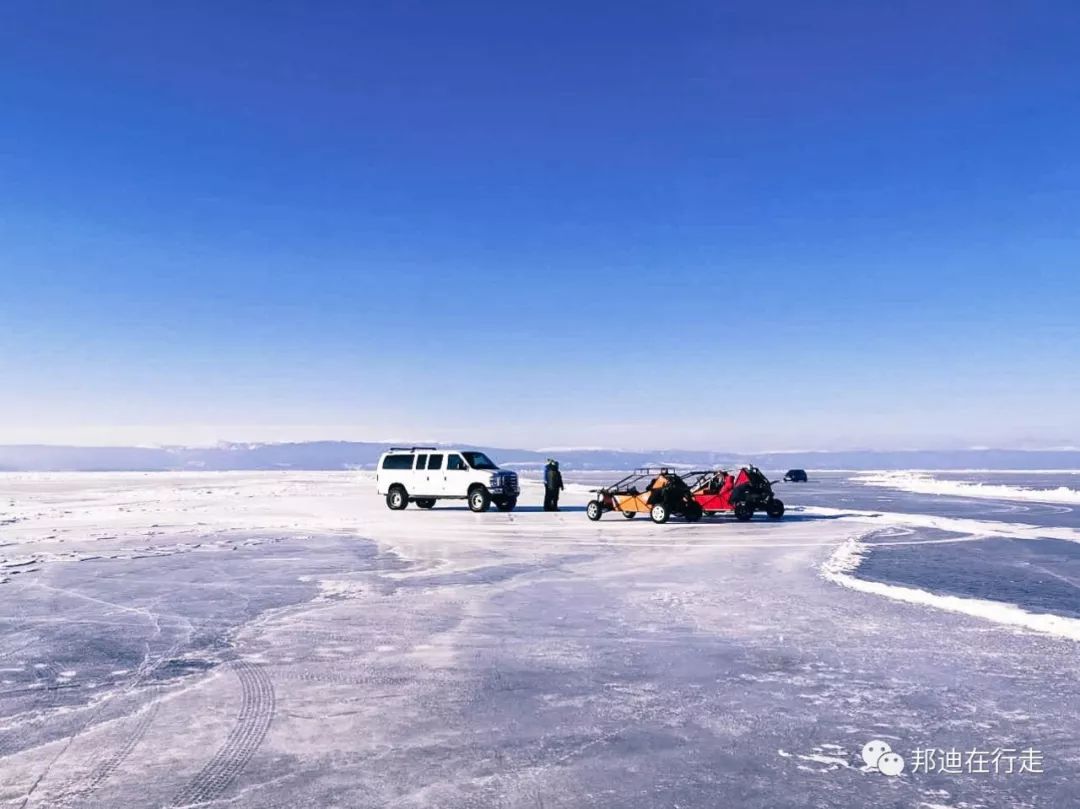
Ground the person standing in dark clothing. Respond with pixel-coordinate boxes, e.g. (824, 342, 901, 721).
(543, 459, 564, 511)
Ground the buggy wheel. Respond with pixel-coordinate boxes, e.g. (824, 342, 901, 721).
(766, 499, 785, 519)
(685, 503, 703, 522)
(650, 504, 669, 524)
(468, 486, 491, 513)
(415, 498, 436, 509)
(386, 486, 408, 511)
(586, 500, 603, 521)
(733, 502, 753, 522)
(622, 511, 637, 519)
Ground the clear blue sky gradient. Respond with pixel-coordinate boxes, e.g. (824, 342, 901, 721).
(2, 1, 1078, 449)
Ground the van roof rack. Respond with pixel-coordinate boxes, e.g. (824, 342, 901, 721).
(388, 446, 438, 451)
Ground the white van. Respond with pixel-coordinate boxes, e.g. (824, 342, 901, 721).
(376, 447, 520, 512)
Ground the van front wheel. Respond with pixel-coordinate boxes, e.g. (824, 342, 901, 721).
(468, 487, 491, 513)
(386, 487, 409, 511)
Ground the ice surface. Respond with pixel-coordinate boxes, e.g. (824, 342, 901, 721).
(0, 471, 1078, 807)
(822, 532, 1080, 641)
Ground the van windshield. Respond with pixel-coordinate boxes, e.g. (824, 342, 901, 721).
(462, 452, 498, 470)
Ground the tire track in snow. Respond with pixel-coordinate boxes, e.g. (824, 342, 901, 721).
(53, 686, 163, 807)
(171, 660, 275, 808)
(274, 668, 412, 687)
(35, 609, 192, 807)
(18, 651, 173, 807)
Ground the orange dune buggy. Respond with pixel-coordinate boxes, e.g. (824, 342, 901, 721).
(585, 468, 704, 524)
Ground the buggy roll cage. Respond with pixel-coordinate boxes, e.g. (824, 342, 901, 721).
(681, 466, 781, 488)
(681, 469, 729, 488)
(590, 467, 682, 494)
(590, 466, 780, 497)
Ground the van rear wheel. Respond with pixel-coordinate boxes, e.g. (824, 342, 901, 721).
(386, 487, 408, 511)
(468, 487, 491, 513)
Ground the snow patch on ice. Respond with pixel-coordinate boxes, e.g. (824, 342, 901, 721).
(821, 534, 867, 579)
(315, 578, 365, 600)
(854, 471, 1080, 505)
(797, 752, 851, 768)
(781, 745, 853, 772)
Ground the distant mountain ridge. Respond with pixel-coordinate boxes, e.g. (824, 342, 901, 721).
(1, 442, 1079, 472)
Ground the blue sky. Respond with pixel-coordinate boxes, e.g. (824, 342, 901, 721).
(2, 1, 1078, 450)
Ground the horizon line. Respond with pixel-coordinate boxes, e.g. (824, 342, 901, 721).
(1, 440, 1078, 455)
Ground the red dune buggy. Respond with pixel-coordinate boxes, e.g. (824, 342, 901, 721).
(686, 466, 785, 521)
(586, 468, 704, 524)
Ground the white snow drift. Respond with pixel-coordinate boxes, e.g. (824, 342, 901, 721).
(853, 470, 1080, 504)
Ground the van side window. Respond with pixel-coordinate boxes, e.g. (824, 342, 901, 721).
(415, 454, 428, 469)
(382, 454, 413, 470)
(447, 454, 466, 471)
(427, 454, 444, 470)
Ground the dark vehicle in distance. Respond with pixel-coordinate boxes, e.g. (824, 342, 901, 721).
(784, 469, 808, 482)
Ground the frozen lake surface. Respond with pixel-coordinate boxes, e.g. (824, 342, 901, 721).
(1, 470, 1078, 808)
